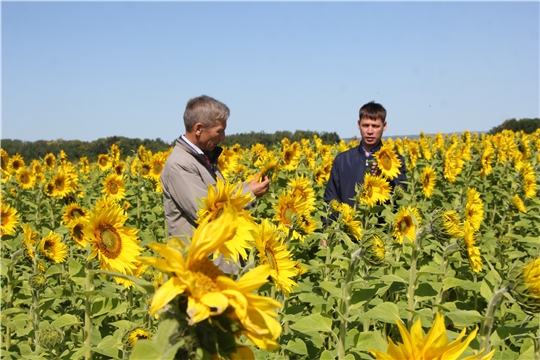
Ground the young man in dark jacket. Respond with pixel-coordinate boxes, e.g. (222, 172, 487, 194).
(323, 101, 407, 207)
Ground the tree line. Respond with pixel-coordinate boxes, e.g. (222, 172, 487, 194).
(488, 118, 540, 135)
(1, 130, 340, 163)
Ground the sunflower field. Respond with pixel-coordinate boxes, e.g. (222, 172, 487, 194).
(1, 129, 539, 360)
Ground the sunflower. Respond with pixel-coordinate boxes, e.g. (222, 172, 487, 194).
(522, 258, 540, 299)
(102, 173, 126, 201)
(46, 171, 74, 198)
(196, 177, 254, 225)
(369, 313, 494, 360)
(113, 161, 125, 176)
(84, 203, 142, 274)
(148, 152, 168, 182)
(443, 143, 464, 183)
(9, 154, 25, 173)
(465, 188, 484, 232)
(466, 245, 483, 273)
(1, 202, 20, 236)
(273, 190, 308, 240)
(522, 162, 537, 199)
(358, 174, 391, 208)
(110, 143, 121, 161)
(62, 202, 88, 225)
(126, 328, 151, 346)
(16, 167, 35, 189)
(217, 265, 282, 350)
(393, 206, 421, 244)
(280, 141, 301, 171)
(288, 175, 316, 212)
(22, 223, 39, 260)
(43, 153, 56, 170)
(39, 231, 68, 263)
(79, 156, 90, 174)
(96, 154, 111, 171)
(374, 144, 402, 180)
(420, 166, 436, 198)
(252, 219, 299, 297)
(479, 142, 494, 178)
(512, 195, 527, 213)
(340, 203, 362, 240)
(442, 210, 464, 238)
(0, 148, 9, 172)
(257, 157, 280, 182)
(139, 208, 282, 350)
(68, 219, 88, 248)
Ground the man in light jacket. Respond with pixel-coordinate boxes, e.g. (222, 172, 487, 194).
(161, 95, 270, 272)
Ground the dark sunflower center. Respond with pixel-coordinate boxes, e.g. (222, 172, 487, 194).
(381, 154, 392, 169)
(55, 179, 65, 190)
(73, 224, 84, 240)
(20, 174, 30, 184)
(399, 218, 412, 234)
(99, 158, 108, 166)
(211, 202, 225, 220)
(71, 209, 85, 219)
(153, 164, 163, 174)
(43, 240, 54, 254)
(109, 182, 119, 194)
(366, 184, 373, 197)
(12, 162, 22, 171)
(97, 225, 122, 259)
(141, 165, 150, 176)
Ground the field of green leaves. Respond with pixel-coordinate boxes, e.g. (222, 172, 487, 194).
(1, 129, 539, 360)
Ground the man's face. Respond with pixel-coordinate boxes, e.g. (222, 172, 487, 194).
(358, 117, 387, 150)
(198, 120, 226, 151)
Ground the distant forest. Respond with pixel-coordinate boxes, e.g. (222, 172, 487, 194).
(2, 118, 537, 163)
(1, 130, 340, 163)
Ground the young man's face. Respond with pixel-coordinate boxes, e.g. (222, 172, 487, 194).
(358, 117, 387, 151)
(198, 120, 226, 151)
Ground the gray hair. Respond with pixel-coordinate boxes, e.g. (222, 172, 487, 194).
(183, 95, 230, 132)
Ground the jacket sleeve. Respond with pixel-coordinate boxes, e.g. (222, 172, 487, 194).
(165, 160, 213, 223)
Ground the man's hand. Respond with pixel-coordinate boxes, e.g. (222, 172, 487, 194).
(248, 172, 270, 197)
(371, 161, 381, 176)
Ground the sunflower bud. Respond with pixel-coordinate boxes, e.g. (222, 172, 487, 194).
(38, 327, 64, 350)
(429, 209, 464, 241)
(509, 258, 540, 315)
(29, 273, 47, 291)
(362, 232, 386, 266)
(123, 327, 152, 347)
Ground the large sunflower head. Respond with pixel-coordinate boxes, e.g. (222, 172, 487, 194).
(84, 203, 142, 274)
(358, 174, 391, 208)
(16, 167, 36, 190)
(288, 175, 316, 212)
(196, 177, 253, 225)
(97, 154, 112, 171)
(465, 188, 484, 232)
(374, 144, 402, 180)
(9, 154, 25, 173)
(393, 206, 421, 244)
(62, 202, 88, 225)
(148, 152, 168, 181)
(102, 173, 126, 201)
(46, 171, 74, 199)
(1, 202, 20, 237)
(272, 190, 308, 232)
(39, 231, 68, 263)
(369, 314, 494, 360)
(251, 219, 299, 297)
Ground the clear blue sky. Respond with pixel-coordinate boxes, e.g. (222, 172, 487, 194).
(2, 1, 539, 143)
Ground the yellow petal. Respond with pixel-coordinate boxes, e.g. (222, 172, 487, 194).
(200, 291, 229, 316)
(150, 277, 186, 315)
(187, 296, 210, 325)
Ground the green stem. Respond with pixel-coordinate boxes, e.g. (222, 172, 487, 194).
(84, 260, 94, 360)
(338, 247, 362, 360)
(479, 284, 510, 354)
(32, 288, 41, 353)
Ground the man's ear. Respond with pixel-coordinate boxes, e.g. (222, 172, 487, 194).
(194, 123, 203, 136)
(383, 121, 387, 131)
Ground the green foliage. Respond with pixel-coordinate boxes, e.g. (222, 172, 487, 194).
(221, 130, 340, 148)
(488, 118, 540, 135)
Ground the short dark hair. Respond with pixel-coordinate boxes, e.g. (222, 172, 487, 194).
(359, 101, 386, 122)
(183, 95, 230, 132)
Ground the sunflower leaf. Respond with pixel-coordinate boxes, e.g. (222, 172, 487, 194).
(96, 270, 155, 295)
